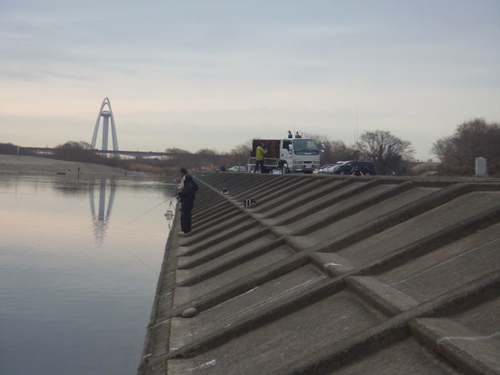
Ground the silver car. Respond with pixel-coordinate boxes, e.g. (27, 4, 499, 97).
(228, 166, 246, 172)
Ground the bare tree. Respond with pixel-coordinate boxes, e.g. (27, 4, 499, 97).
(298, 132, 358, 165)
(432, 118, 500, 175)
(223, 140, 252, 167)
(0, 143, 18, 155)
(431, 136, 467, 174)
(357, 130, 414, 175)
(196, 148, 223, 169)
(328, 140, 359, 163)
(53, 141, 106, 164)
(165, 147, 191, 154)
(196, 148, 217, 155)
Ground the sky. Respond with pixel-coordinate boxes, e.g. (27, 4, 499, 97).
(1, 1, 499, 161)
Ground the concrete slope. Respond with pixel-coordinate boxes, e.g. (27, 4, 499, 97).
(139, 173, 500, 375)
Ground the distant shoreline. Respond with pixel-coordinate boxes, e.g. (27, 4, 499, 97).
(0, 154, 128, 175)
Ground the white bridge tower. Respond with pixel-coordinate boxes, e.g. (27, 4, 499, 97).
(91, 97, 119, 152)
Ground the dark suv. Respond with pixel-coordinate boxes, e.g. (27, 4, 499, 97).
(332, 160, 376, 175)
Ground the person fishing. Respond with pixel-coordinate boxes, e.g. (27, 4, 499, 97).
(176, 173, 199, 236)
(175, 168, 188, 190)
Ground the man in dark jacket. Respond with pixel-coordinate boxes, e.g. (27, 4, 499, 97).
(176, 173, 199, 236)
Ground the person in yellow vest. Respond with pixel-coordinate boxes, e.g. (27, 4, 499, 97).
(254, 142, 267, 173)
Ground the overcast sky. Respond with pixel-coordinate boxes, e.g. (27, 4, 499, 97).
(1, 1, 499, 161)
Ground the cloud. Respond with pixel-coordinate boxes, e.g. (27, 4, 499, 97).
(0, 0, 499, 161)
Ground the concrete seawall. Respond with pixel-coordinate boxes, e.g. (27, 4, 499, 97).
(139, 173, 500, 375)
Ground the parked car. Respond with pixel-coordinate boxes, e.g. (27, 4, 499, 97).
(316, 162, 348, 174)
(321, 165, 337, 174)
(228, 166, 246, 172)
(332, 160, 376, 175)
(314, 164, 336, 174)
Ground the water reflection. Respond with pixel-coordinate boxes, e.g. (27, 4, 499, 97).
(0, 174, 176, 375)
(89, 178, 116, 245)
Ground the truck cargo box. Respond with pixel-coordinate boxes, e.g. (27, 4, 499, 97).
(250, 139, 281, 159)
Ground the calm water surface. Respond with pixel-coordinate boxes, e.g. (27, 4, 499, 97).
(0, 174, 176, 375)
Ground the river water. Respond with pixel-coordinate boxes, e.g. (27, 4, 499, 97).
(0, 174, 176, 375)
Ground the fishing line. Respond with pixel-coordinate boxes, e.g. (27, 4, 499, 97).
(120, 195, 177, 275)
(135, 195, 163, 212)
(125, 250, 160, 275)
(122, 196, 177, 227)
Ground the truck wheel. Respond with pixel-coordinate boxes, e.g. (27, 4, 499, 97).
(282, 163, 289, 174)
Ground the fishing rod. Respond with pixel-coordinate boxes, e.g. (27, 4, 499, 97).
(122, 195, 177, 227)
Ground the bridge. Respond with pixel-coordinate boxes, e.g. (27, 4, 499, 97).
(17, 98, 225, 160)
(18, 147, 183, 158)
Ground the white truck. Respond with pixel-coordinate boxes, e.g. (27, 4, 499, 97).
(248, 134, 321, 174)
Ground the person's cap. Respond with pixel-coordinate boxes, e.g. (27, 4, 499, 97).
(185, 173, 193, 180)
(180, 168, 188, 174)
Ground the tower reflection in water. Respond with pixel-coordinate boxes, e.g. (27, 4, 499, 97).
(89, 178, 116, 246)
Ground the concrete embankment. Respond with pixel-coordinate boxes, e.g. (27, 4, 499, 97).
(139, 172, 500, 375)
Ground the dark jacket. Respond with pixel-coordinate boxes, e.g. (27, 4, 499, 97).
(177, 179, 199, 203)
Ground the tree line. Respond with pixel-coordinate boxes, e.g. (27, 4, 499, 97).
(431, 119, 499, 176)
(1, 118, 498, 176)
